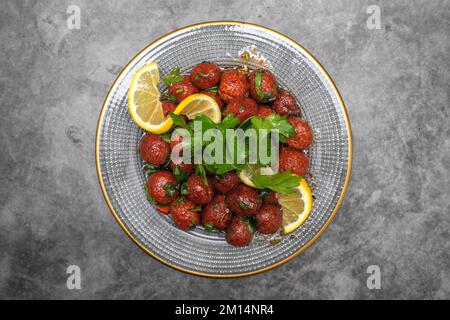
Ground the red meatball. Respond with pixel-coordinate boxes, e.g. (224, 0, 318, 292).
(190, 62, 221, 89)
(286, 116, 313, 150)
(139, 134, 170, 166)
(170, 198, 200, 230)
(279, 147, 310, 176)
(161, 100, 177, 117)
(263, 191, 279, 205)
(226, 216, 254, 247)
(257, 105, 274, 119)
(186, 174, 214, 205)
(273, 90, 301, 116)
(168, 76, 199, 102)
(218, 70, 249, 103)
(201, 91, 224, 110)
(249, 69, 278, 103)
(202, 195, 233, 230)
(256, 204, 282, 234)
(146, 170, 179, 204)
(223, 97, 258, 122)
(226, 184, 262, 216)
(211, 171, 240, 193)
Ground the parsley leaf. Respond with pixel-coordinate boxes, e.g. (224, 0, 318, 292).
(250, 114, 295, 143)
(163, 67, 184, 86)
(251, 170, 301, 195)
(169, 113, 188, 128)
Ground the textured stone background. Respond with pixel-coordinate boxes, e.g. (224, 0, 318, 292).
(0, 0, 449, 299)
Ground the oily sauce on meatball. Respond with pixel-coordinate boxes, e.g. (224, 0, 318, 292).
(273, 90, 301, 116)
(218, 69, 249, 103)
(146, 170, 179, 204)
(223, 97, 258, 122)
(256, 204, 282, 234)
(279, 147, 310, 176)
(249, 69, 278, 103)
(286, 116, 313, 150)
(139, 133, 170, 166)
(202, 194, 233, 230)
(226, 184, 262, 216)
(186, 174, 214, 205)
(226, 216, 254, 246)
(211, 171, 240, 194)
(170, 198, 200, 230)
(190, 62, 221, 89)
(168, 75, 199, 102)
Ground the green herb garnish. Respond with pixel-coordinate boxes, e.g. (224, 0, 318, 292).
(239, 200, 251, 210)
(195, 163, 209, 186)
(194, 72, 209, 81)
(144, 185, 157, 204)
(251, 170, 301, 195)
(143, 163, 158, 175)
(164, 183, 178, 197)
(204, 224, 214, 232)
(250, 114, 295, 143)
(163, 67, 184, 86)
(173, 165, 190, 183)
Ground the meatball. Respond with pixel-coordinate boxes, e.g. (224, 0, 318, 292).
(161, 100, 177, 117)
(201, 91, 224, 110)
(139, 133, 170, 166)
(226, 184, 262, 216)
(146, 170, 179, 204)
(286, 116, 313, 150)
(211, 171, 240, 193)
(256, 204, 282, 234)
(279, 147, 310, 176)
(262, 191, 279, 205)
(226, 216, 254, 247)
(170, 198, 200, 230)
(249, 69, 278, 103)
(168, 75, 199, 102)
(218, 69, 249, 103)
(223, 97, 258, 122)
(257, 105, 274, 119)
(190, 62, 221, 89)
(202, 195, 233, 231)
(273, 90, 301, 116)
(186, 174, 214, 205)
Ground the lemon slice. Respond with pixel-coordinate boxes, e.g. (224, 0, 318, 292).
(279, 178, 313, 234)
(128, 62, 172, 134)
(174, 93, 221, 124)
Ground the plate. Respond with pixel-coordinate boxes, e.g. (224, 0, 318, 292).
(96, 21, 352, 277)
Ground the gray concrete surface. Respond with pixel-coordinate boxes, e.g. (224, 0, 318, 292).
(0, 0, 449, 299)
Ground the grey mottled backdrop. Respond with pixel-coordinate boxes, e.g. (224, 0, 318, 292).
(0, 0, 449, 299)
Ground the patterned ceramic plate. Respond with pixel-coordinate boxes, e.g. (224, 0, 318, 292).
(96, 21, 352, 277)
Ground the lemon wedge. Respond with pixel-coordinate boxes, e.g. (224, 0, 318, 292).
(174, 93, 221, 124)
(279, 178, 313, 234)
(128, 62, 172, 134)
(128, 62, 221, 134)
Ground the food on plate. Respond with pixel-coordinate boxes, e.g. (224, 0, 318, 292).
(226, 216, 254, 247)
(249, 69, 278, 103)
(202, 195, 233, 231)
(130, 61, 315, 246)
(218, 69, 249, 103)
(273, 90, 301, 116)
